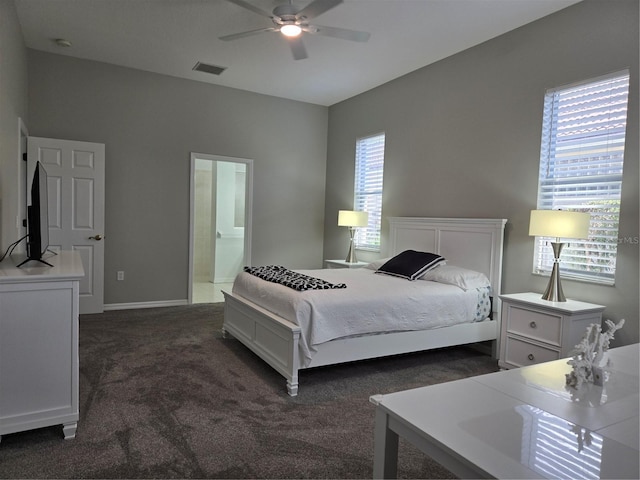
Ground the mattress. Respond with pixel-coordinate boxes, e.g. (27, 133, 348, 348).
(232, 267, 491, 366)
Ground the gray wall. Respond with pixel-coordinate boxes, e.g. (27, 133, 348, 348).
(27, 51, 328, 305)
(324, 0, 639, 346)
(0, 0, 28, 252)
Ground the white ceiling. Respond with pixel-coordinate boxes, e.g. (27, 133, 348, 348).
(15, 0, 581, 106)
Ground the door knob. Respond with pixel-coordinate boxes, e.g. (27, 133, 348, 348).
(89, 234, 103, 241)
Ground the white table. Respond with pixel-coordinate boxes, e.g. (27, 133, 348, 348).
(324, 259, 369, 269)
(371, 344, 639, 479)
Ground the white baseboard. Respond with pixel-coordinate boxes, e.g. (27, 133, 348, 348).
(103, 299, 189, 311)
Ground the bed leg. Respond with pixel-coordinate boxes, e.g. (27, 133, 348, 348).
(221, 326, 228, 339)
(287, 380, 299, 397)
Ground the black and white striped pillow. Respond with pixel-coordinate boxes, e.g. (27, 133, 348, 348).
(375, 250, 445, 281)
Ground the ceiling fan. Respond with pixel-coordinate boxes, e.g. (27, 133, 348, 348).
(219, 0, 370, 60)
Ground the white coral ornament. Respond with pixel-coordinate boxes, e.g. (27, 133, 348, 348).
(565, 319, 625, 389)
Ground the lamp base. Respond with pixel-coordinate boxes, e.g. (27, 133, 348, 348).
(541, 242, 566, 302)
(345, 228, 358, 263)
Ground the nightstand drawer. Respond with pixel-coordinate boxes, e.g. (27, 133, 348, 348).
(507, 306, 562, 346)
(504, 336, 560, 367)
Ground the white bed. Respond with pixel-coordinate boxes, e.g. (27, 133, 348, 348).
(222, 217, 507, 396)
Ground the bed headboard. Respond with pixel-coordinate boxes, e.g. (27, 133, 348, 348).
(387, 217, 507, 299)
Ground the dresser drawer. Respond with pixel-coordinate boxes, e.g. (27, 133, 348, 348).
(504, 336, 560, 367)
(506, 305, 562, 346)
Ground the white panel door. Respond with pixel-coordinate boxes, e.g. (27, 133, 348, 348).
(27, 137, 105, 314)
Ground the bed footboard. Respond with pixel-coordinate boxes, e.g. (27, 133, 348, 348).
(222, 291, 302, 396)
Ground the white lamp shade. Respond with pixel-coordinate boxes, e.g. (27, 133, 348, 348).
(338, 210, 368, 227)
(529, 210, 591, 239)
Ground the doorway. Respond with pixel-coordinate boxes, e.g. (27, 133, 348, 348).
(188, 153, 253, 304)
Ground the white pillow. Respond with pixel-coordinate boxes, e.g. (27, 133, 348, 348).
(364, 258, 391, 270)
(420, 265, 491, 290)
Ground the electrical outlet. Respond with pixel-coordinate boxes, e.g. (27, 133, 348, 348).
(117, 271, 124, 281)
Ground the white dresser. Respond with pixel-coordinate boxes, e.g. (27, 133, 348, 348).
(499, 292, 605, 370)
(0, 251, 84, 442)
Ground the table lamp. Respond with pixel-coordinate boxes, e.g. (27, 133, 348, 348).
(529, 209, 591, 302)
(338, 210, 369, 263)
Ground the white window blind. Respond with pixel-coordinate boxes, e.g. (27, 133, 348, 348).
(354, 133, 385, 250)
(534, 71, 630, 284)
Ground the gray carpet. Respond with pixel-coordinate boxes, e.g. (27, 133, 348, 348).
(0, 303, 499, 478)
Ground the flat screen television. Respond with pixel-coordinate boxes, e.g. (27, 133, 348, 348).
(18, 161, 53, 267)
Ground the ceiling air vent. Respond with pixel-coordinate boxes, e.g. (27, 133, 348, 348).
(193, 62, 227, 76)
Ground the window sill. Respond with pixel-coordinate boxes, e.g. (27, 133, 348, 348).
(532, 271, 615, 287)
(355, 248, 381, 254)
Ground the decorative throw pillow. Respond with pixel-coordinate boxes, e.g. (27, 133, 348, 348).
(420, 265, 491, 290)
(375, 250, 446, 281)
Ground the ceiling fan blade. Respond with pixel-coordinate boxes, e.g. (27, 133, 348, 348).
(219, 27, 278, 41)
(306, 24, 370, 42)
(224, 0, 273, 18)
(287, 36, 308, 60)
(296, 0, 342, 20)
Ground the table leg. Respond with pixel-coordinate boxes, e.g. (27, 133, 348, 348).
(373, 408, 399, 479)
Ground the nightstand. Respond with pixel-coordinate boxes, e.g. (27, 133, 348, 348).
(325, 259, 369, 269)
(499, 292, 605, 369)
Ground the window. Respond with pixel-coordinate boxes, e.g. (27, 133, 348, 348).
(534, 71, 630, 284)
(354, 133, 385, 251)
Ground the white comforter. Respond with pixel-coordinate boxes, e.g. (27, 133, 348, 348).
(232, 268, 489, 367)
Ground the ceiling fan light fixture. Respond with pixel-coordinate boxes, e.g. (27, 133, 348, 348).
(220, 0, 371, 60)
(280, 24, 302, 37)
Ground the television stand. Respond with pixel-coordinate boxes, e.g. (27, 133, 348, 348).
(16, 257, 54, 268)
(0, 251, 84, 442)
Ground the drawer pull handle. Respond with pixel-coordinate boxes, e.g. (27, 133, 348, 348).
(529, 321, 537, 329)
(528, 353, 535, 361)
